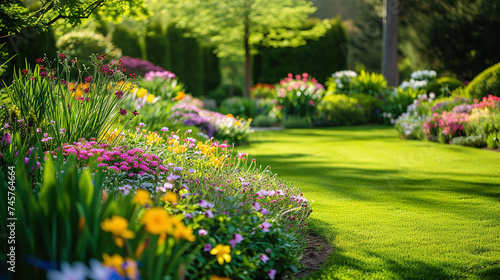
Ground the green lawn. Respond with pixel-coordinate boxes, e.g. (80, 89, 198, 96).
(241, 126, 500, 280)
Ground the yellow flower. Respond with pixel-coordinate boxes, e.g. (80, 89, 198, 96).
(146, 94, 155, 103)
(175, 91, 186, 101)
(174, 223, 196, 241)
(141, 207, 179, 235)
(210, 244, 232, 265)
(210, 276, 232, 280)
(102, 253, 139, 279)
(100, 216, 135, 247)
(161, 192, 178, 204)
(234, 121, 242, 127)
(226, 114, 234, 118)
(132, 190, 150, 206)
(136, 88, 148, 98)
(146, 132, 163, 145)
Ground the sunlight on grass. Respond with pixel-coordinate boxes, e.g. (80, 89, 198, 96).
(241, 126, 500, 280)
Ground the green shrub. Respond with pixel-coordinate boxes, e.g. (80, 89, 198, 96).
(450, 135, 486, 147)
(431, 97, 472, 114)
(384, 87, 423, 119)
(350, 93, 383, 122)
(282, 115, 312, 128)
(318, 94, 365, 126)
(112, 23, 143, 58)
(466, 62, 500, 99)
(252, 114, 276, 127)
(427, 77, 465, 97)
(56, 30, 122, 65)
(219, 97, 257, 119)
(352, 70, 388, 98)
(253, 18, 348, 84)
(486, 133, 499, 149)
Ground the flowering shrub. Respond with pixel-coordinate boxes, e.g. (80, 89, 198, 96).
(274, 73, 324, 121)
(422, 111, 469, 143)
(318, 94, 365, 126)
(250, 83, 276, 99)
(120, 56, 166, 75)
(2, 54, 134, 151)
(410, 70, 437, 81)
(326, 70, 357, 94)
(394, 103, 427, 139)
(431, 97, 471, 114)
(169, 101, 252, 145)
(473, 95, 500, 109)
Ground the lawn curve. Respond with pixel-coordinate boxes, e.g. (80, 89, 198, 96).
(241, 126, 500, 280)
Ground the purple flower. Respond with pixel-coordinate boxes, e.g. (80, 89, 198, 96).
(256, 190, 269, 197)
(4, 123, 9, 128)
(189, 168, 196, 173)
(260, 208, 270, 215)
(161, 127, 169, 132)
(185, 213, 193, 219)
(242, 182, 250, 187)
(24, 157, 29, 165)
(229, 233, 245, 247)
(198, 229, 208, 236)
(199, 200, 214, 209)
(252, 202, 261, 211)
(268, 269, 276, 280)
(174, 166, 183, 172)
(203, 244, 212, 252)
(167, 174, 181, 181)
(205, 210, 214, 218)
(260, 254, 270, 263)
(266, 249, 271, 254)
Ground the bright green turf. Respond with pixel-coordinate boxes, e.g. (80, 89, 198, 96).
(240, 126, 500, 280)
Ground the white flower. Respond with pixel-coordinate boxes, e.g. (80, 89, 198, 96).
(46, 262, 88, 280)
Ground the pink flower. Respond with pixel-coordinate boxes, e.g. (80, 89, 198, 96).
(252, 202, 261, 211)
(260, 222, 272, 232)
(204, 244, 212, 251)
(260, 254, 270, 263)
(198, 229, 208, 236)
(267, 270, 276, 280)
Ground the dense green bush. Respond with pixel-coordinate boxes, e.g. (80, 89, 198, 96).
(252, 114, 276, 127)
(350, 93, 383, 122)
(351, 70, 388, 98)
(282, 115, 312, 128)
(112, 23, 143, 58)
(426, 77, 465, 97)
(318, 94, 365, 126)
(466, 62, 500, 99)
(219, 97, 257, 119)
(56, 30, 122, 64)
(253, 18, 348, 84)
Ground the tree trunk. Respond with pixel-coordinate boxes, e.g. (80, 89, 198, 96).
(382, 0, 399, 87)
(243, 21, 251, 98)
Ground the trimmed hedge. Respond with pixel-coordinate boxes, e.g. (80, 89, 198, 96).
(253, 18, 348, 85)
(466, 62, 500, 99)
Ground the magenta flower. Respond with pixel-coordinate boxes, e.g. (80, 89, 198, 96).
(252, 202, 261, 211)
(199, 200, 214, 209)
(163, 182, 173, 189)
(198, 229, 208, 236)
(205, 210, 214, 218)
(203, 244, 212, 252)
(266, 248, 271, 253)
(115, 91, 124, 99)
(161, 127, 169, 132)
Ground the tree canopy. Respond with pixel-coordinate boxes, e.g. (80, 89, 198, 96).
(165, 0, 329, 96)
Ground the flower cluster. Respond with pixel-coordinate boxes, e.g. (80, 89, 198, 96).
(410, 69, 437, 81)
(423, 111, 469, 140)
(473, 95, 500, 109)
(144, 70, 176, 81)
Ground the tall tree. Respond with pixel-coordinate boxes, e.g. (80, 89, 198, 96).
(166, 0, 329, 97)
(382, 0, 399, 86)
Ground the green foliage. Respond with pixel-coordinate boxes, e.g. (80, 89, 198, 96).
(282, 115, 312, 128)
(351, 70, 388, 98)
(318, 94, 365, 126)
(219, 97, 257, 119)
(426, 77, 464, 97)
(253, 18, 348, 84)
(466, 62, 500, 99)
(111, 23, 143, 58)
(350, 93, 383, 122)
(399, 1, 500, 81)
(384, 87, 423, 119)
(252, 114, 276, 127)
(166, 0, 328, 58)
(144, 22, 220, 96)
(486, 133, 499, 149)
(450, 135, 486, 148)
(209, 84, 244, 107)
(431, 97, 472, 114)
(56, 30, 122, 65)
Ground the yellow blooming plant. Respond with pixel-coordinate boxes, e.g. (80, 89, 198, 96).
(132, 189, 152, 206)
(100, 216, 136, 247)
(210, 244, 232, 265)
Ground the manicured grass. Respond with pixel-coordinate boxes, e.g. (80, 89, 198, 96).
(240, 126, 500, 280)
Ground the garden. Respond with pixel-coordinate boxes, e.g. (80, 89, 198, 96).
(0, 0, 499, 280)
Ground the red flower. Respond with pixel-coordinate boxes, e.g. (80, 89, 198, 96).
(36, 58, 44, 65)
(129, 73, 136, 79)
(115, 91, 124, 99)
(120, 108, 128, 116)
(21, 69, 28, 75)
(85, 76, 92, 83)
(59, 53, 67, 60)
(132, 110, 139, 116)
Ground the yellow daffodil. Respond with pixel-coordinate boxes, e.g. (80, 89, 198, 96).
(161, 192, 178, 204)
(100, 216, 135, 247)
(141, 207, 179, 235)
(132, 190, 150, 206)
(210, 244, 232, 265)
(136, 88, 148, 98)
(174, 223, 196, 241)
(175, 91, 186, 101)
